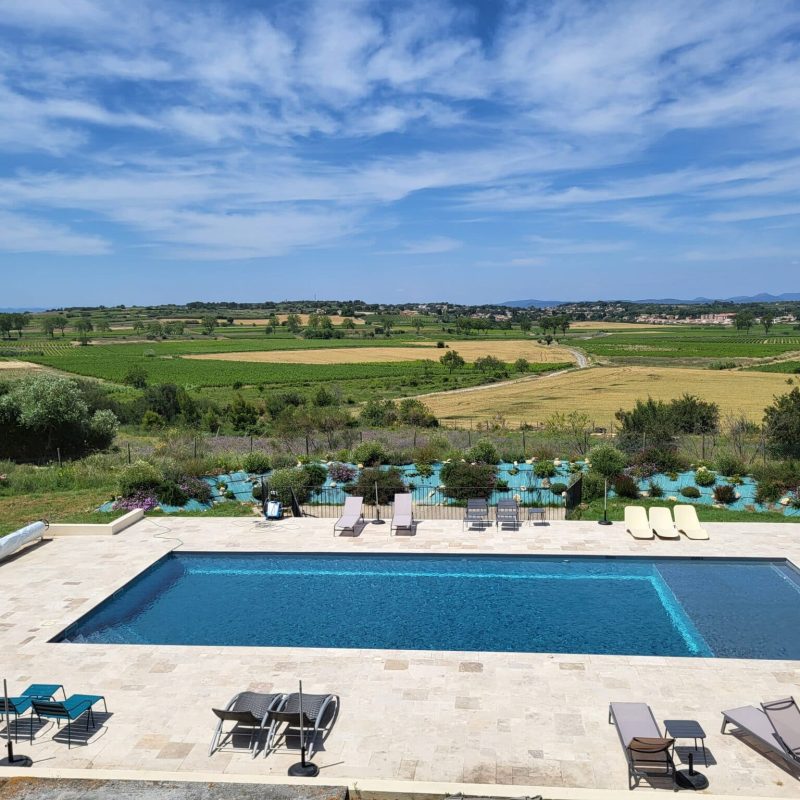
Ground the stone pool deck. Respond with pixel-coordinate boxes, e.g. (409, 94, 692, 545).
(1, 517, 799, 798)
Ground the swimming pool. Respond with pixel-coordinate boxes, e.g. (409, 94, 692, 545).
(56, 553, 800, 659)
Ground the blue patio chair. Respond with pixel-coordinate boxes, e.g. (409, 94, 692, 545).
(31, 694, 107, 748)
(1, 684, 65, 742)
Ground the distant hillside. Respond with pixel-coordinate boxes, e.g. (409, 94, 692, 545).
(500, 298, 565, 308)
(0, 307, 46, 313)
(502, 293, 800, 307)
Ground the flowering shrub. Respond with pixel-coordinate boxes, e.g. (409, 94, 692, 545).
(328, 462, 356, 483)
(181, 477, 212, 503)
(113, 491, 159, 511)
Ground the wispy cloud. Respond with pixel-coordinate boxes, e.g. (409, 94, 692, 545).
(0, 0, 798, 275)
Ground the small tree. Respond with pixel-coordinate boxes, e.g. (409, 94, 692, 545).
(514, 358, 530, 373)
(11, 313, 27, 338)
(519, 318, 532, 333)
(52, 314, 68, 337)
(588, 443, 627, 524)
(41, 317, 57, 338)
(74, 318, 93, 345)
(764, 387, 800, 459)
(761, 312, 774, 335)
(201, 315, 217, 335)
(440, 350, 465, 373)
(286, 313, 301, 333)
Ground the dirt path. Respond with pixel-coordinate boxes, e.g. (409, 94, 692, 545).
(407, 345, 589, 402)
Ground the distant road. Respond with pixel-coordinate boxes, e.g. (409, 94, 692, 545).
(407, 344, 590, 402)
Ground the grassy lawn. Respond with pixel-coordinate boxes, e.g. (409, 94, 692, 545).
(148, 502, 257, 518)
(570, 497, 797, 523)
(0, 488, 116, 535)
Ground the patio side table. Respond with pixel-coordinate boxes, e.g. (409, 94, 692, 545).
(663, 719, 708, 767)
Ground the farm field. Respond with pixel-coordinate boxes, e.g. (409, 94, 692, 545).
(186, 340, 575, 365)
(422, 365, 792, 426)
(748, 360, 800, 374)
(569, 321, 666, 330)
(574, 327, 800, 362)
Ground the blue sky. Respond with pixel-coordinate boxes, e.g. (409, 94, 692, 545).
(1, 0, 799, 307)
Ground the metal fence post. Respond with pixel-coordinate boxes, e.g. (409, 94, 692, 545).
(57, 447, 62, 468)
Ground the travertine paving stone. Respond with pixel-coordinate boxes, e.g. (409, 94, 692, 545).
(0, 517, 798, 795)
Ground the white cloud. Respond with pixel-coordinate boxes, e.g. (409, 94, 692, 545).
(382, 236, 462, 255)
(0, 211, 111, 255)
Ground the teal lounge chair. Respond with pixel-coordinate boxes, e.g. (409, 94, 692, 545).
(1, 684, 65, 742)
(31, 694, 107, 748)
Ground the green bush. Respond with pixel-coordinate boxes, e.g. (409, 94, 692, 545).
(495, 478, 509, 491)
(534, 460, 557, 478)
(588, 444, 627, 478)
(466, 438, 500, 464)
(268, 467, 313, 504)
(416, 462, 434, 478)
(694, 468, 716, 487)
(271, 452, 297, 470)
(352, 440, 388, 466)
(613, 474, 639, 499)
(440, 461, 497, 500)
(157, 481, 189, 506)
(346, 467, 406, 505)
(549, 482, 567, 494)
(647, 480, 664, 498)
(243, 452, 272, 473)
(302, 463, 328, 491)
(714, 453, 746, 477)
(755, 480, 783, 505)
(581, 471, 606, 502)
(713, 484, 737, 504)
(680, 486, 701, 498)
(119, 460, 163, 497)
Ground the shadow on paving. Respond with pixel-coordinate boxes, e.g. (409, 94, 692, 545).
(0, 778, 348, 800)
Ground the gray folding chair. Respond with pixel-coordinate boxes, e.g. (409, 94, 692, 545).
(209, 691, 285, 758)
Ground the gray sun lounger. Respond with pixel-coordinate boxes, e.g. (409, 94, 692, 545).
(209, 691, 285, 758)
(463, 498, 489, 530)
(609, 702, 677, 790)
(722, 697, 800, 768)
(265, 691, 339, 760)
(390, 493, 415, 535)
(496, 498, 520, 529)
(333, 496, 364, 536)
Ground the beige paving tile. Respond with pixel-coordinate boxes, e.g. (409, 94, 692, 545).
(0, 516, 799, 795)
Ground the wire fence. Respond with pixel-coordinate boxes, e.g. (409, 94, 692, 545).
(263, 480, 580, 522)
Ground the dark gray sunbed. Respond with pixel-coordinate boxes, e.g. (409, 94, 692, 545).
(495, 498, 520, 529)
(609, 702, 677, 790)
(463, 498, 489, 530)
(722, 697, 800, 769)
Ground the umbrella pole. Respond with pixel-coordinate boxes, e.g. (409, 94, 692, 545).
(288, 680, 319, 778)
(2, 678, 32, 767)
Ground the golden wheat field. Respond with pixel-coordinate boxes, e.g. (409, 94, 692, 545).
(422, 365, 792, 425)
(186, 340, 576, 365)
(0, 360, 42, 371)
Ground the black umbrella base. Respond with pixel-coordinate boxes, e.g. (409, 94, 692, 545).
(598, 519, 613, 526)
(676, 769, 709, 790)
(1, 754, 33, 767)
(288, 761, 319, 777)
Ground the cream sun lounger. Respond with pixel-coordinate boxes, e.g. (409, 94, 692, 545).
(333, 496, 364, 536)
(673, 504, 709, 540)
(648, 507, 680, 540)
(624, 506, 653, 540)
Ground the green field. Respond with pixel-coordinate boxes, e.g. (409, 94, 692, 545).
(748, 360, 800, 374)
(575, 326, 800, 362)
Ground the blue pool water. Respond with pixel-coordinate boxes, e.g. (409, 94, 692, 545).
(56, 553, 800, 659)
